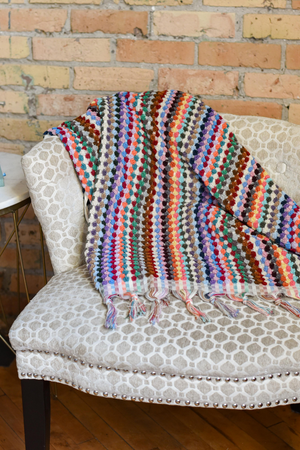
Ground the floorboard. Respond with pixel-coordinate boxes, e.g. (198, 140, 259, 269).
(58, 386, 133, 450)
(76, 439, 108, 450)
(51, 399, 93, 445)
(195, 407, 266, 450)
(225, 409, 293, 450)
(0, 361, 300, 450)
(269, 422, 300, 449)
(139, 402, 213, 450)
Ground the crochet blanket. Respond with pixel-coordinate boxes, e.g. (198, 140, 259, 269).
(46, 90, 300, 328)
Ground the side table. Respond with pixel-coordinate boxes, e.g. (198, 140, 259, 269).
(0, 153, 47, 354)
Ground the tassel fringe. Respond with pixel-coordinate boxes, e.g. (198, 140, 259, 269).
(104, 295, 118, 329)
(203, 293, 239, 318)
(104, 287, 300, 330)
(260, 294, 300, 318)
(126, 293, 146, 322)
(212, 297, 239, 318)
(242, 298, 273, 316)
(173, 289, 210, 323)
(227, 294, 273, 316)
(276, 300, 300, 318)
(146, 288, 170, 325)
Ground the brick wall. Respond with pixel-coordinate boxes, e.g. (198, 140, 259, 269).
(0, 0, 300, 320)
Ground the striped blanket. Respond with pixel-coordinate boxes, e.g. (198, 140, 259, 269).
(46, 90, 300, 328)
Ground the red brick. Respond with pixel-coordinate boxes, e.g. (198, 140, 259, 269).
(292, 0, 300, 8)
(0, 292, 28, 316)
(23, 204, 36, 220)
(158, 68, 239, 96)
(0, 248, 40, 269)
(117, 40, 194, 65)
(286, 45, 300, 70)
(37, 94, 97, 116)
(10, 9, 67, 32)
(10, 273, 46, 295)
(5, 222, 41, 245)
(33, 38, 110, 62)
(74, 67, 154, 92)
(198, 42, 281, 69)
(71, 10, 148, 35)
(206, 99, 282, 119)
(44, 251, 53, 274)
(244, 73, 300, 99)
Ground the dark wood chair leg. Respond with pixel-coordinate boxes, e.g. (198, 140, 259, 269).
(291, 403, 300, 414)
(21, 379, 50, 450)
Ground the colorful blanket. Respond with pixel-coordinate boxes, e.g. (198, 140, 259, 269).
(45, 90, 300, 328)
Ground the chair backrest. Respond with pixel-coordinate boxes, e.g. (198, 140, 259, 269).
(22, 114, 300, 275)
(22, 135, 87, 275)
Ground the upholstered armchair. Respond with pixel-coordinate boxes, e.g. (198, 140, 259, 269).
(9, 114, 300, 449)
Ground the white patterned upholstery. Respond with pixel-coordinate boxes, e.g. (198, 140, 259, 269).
(10, 115, 300, 410)
(21, 135, 87, 275)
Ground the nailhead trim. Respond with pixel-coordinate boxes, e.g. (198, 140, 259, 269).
(18, 372, 299, 409)
(18, 349, 300, 388)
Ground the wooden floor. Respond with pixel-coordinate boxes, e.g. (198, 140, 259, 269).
(1, 361, 300, 450)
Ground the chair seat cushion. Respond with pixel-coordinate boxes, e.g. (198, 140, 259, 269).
(9, 266, 300, 409)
